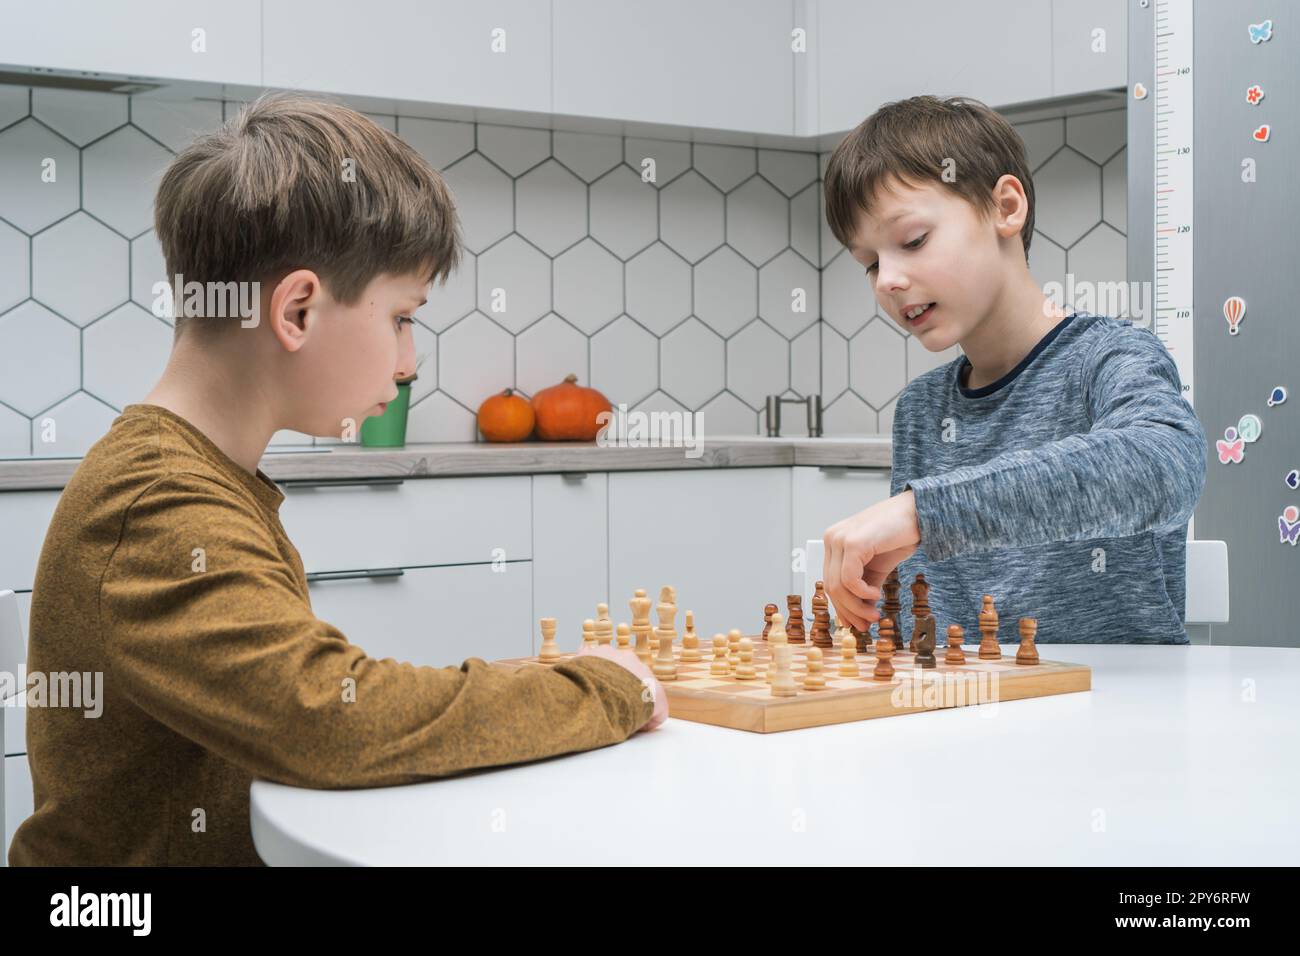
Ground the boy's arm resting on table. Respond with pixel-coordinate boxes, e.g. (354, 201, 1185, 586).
(903, 329, 1208, 563)
(99, 474, 653, 789)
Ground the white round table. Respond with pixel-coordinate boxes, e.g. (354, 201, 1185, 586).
(250, 645, 1300, 865)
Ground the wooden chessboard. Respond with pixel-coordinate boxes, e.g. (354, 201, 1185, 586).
(494, 638, 1092, 734)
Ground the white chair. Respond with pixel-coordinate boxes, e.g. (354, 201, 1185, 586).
(801, 537, 1229, 634)
(0, 589, 25, 866)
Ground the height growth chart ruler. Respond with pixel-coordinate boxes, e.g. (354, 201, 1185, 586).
(1152, 0, 1194, 405)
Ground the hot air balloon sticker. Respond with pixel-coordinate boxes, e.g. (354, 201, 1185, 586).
(1223, 296, 1246, 335)
(1280, 506, 1300, 547)
(1268, 386, 1288, 407)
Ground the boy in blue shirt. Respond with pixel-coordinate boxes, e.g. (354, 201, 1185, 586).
(819, 95, 1206, 645)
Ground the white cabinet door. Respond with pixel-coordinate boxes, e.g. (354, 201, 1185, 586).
(1052, 0, 1127, 98)
(4, 592, 32, 758)
(608, 468, 791, 639)
(0, 490, 60, 593)
(817, 0, 1053, 135)
(4, 753, 33, 865)
(263, 0, 551, 114)
(553, 0, 795, 135)
(277, 475, 531, 574)
(790, 465, 892, 592)
(0, 0, 261, 85)
(532, 473, 608, 650)
(307, 562, 533, 668)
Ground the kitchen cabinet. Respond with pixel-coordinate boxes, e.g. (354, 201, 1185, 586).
(553, 0, 796, 135)
(1052, 0, 1127, 98)
(790, 464, 892, 592)
(4, 753, 32, 864)
(3, 592, 31, 758)
(276, 475, 531, 574)
(532, 472, 609, 645)
(307, 561, 533, 667)
(608, 468, 792, 637)
(816, 0, 1054, 135)
(0, 490, 60, 593)
(0, 0, 262, 86)
(262, 0, 552, 115)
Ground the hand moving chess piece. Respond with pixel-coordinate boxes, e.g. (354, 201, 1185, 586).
(539, 617, 561, 662)
(978, 594, 1001, 659)
(944, 624, 966, 664)
(1016, 617, 1039, 665)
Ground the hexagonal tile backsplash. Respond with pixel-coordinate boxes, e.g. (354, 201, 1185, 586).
(0, 83, 1127, 456)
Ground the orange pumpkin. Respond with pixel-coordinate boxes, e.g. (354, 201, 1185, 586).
(477, 388, 536, 442)
(531, 374, 612, 441)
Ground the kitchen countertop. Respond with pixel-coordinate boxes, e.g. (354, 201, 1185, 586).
(249, 645, 1300, 866)
(0, 436, 892, 491)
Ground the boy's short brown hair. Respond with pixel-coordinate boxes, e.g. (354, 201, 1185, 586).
(823, 95, 1034, 261)
(153, 92, 461, 336)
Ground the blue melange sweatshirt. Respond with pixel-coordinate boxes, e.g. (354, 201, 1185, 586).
(889, 311, 1207, 644)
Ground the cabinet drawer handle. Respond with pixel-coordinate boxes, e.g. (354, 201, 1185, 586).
(560, 472, 589, 482)
(817, 466, 885, 475)
(279, 477, 406, 489)
(306, 567, 406, 583)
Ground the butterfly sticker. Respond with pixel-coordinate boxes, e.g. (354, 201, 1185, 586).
(1249, 20, 1273, 44)
(1280, 506, 1300, 547)
(1216, 426, 1245, 464)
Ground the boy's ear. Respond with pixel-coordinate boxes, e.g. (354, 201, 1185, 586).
(266, 269, 323, 353)
(991, 174, 1028, 239)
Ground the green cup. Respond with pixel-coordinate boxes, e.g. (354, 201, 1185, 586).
(360, 378, 413, 447)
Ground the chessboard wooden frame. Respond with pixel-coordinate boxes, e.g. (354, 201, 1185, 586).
(494, 637, 1093, 734)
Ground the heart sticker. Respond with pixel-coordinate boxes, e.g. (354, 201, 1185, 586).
(1254, 125, 1271, 142)
(1133, 82, 1148, 100)
(1287, 469, 1299, 490)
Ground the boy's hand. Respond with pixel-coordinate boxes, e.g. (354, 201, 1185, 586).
(575, 644, 668, 732)
(822, 490, 922, 632)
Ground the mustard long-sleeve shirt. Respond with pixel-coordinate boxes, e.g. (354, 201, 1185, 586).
(8, 404, 653, 866)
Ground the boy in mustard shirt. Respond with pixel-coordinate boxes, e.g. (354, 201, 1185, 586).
(10, 94, 665, 867)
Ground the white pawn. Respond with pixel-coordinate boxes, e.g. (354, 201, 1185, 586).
(581, 619, 597, 649)
(838, 627, 859, 677)
(727, 628, 743, 668)
(539, 617, 561, 662)
(804, 646, 827, 691)
(615, 622, 631, 651)
(771, 644, 798, 697)
(710, 633, 730, 675)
